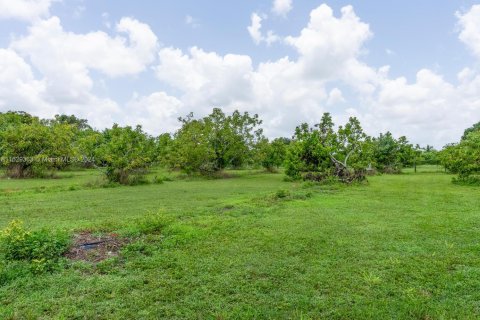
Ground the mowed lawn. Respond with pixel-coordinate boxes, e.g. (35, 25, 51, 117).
(1, 169, 480, 319)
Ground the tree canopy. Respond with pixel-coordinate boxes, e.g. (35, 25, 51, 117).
(1, 108, 476, 186)
(95, 124, 156, 184)
(285, 113, 371, 182)
(169, 108, 264, 175)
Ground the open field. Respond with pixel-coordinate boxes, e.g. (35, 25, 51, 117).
(1, 168, 480, 319)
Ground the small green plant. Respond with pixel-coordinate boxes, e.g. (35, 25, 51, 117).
(452, 175, 480, 185)
(0, 220, 70, 272)
(283, 175, 297, 182)
(152, 176, 165, 184)
(275, 189, 290, 199)
(130, 213, 173, 236)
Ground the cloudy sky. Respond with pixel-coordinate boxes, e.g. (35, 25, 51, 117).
(0, 0, 480, 147)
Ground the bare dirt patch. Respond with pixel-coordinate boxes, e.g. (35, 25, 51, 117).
(65, 231, 129, 263)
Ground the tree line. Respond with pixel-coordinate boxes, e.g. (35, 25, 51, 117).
(0, 109, 477, 185)
(439, 122, 480, 184)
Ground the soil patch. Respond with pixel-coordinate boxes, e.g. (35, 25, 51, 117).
(65, 231, 129, 263)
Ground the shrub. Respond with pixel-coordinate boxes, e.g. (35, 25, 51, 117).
(169, 109, 264, 176)
(285, 113, 372, 183)
(129, 213, 173, 236)
(0, 121, 77, 178)
(440, 131, 480, 183)
(275, 189, 290, 199)
(256, 138, 288, 172)
(453, 175, 480, 186)
(96, 124, 156, 185)
(0, 220, 70, 271)
(152, 176, 165, 184)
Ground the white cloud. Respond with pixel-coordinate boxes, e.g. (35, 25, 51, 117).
(154, 45, 329, 137)
(385, 48, 395, 56)
(12, 16, 158, 79)
(125, 92, 183, 134)
(457, 5, 480, 58)
(285, 5, 373, 79)
(0, 49, 50, 115)
(0, 0, 58, 21)
(156, 46, 255, 107)
(0, 15, 160, 129)
(0, 48, 120, 128)
(327, 88, 345, 106)
(272, 0, 292, 17)
(153, 5, 376, 137)
(349, 4, 480, 146)
(185, 15, 200, 28)
(151, 4, 480, 146)
(247, 13, 263, 45)
(1, 2, 480, 147)
(355, 68, 480, 147)
(102, 12, 111, 29)
(9, 16, 158, 109)
(73, 5, 85, 19)
(247, 13, 279, 46)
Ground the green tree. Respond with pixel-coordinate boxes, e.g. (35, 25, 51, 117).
(0, 121, 76, 177)
(419, 145, 439, 165)
(256, 138, 288, 172)
(76, 129, 103, 168)
(45, 114, 99, 168)
(0, 111, 36, 131)
(155, 133, 174, 166)
(170, 108, 264, 175)
(43, 114, 92, 131)
(440, 131, 480, 183)
(462, 121, 480, 140)
(439, 143, 461, 173)
(96, 124, 156, 184)
(285, 113, 371, 182)
(371, 132, 414, 173)
(48, 123, 79, 169)
(169, 115, 216, 175)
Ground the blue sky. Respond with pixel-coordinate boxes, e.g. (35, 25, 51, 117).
(0, 0, 480, 147)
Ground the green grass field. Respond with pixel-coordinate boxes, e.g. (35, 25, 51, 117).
(1, 168, 480, 319)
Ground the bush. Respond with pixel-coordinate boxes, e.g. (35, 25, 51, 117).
(152, 176, 165, 184)
(275, 189, 290, 199)
(453, 175, 480, 186)
(127, 213, 173, 236)
(0, 220, 70, 271)
(285, 114, 371, 184)
(152, 175, 173, 184)
(96, 125, 156, 185)
(169, 109, 264, 176)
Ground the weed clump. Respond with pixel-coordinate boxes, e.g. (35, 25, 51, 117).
(275, 189, 290, 199)
(0, 220, 70, 273)
(452, 175, 480, 186)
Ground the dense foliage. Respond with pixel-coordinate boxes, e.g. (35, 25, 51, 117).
(0, 119, 77, 177)
(95, 124, 156, 184)
(371, 132, 415, 173)
(440, 130, 480, 184)
(0, 220, 70, 273)
(256, 137, 289, 172)
(168, 108, 264, 175)
(0, 109, 478, 185)
(285, 113, 371, 182)
(462, 121, 480, 140)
